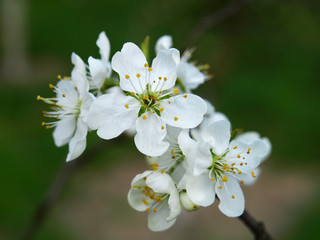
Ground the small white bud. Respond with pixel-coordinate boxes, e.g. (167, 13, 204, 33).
(180, 191, 200, 212)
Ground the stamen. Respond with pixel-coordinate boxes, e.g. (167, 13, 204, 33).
(125, 104, 129, 109)
(146, 208, 150, 212)
(237, 155, 241, 158)
(57, 75, 61, 79)
(161, 125, 165, 130)
(240, 180, 244, 184)
(148, 67, 152, 71)
(173, 89, 179, 94)
(153, 208, 157, 213)
(136, 73, 141, 78)
(210, 178, 215, 181)
(160, 108, 164, 112)
(125, 74, 130, 79)
(222, 176, 228, 182)
(174, 117, 178, 121)
(247, 148, 251, 154)
(142, 115, 147, 120)
(233, 146, 237, 149)
(232, 195, 235, 199)
(183, 94, 188, 98)
(142, 199, 148, 205)
(219, 186, 223, 189)
(144, 63, 148, 67)
(251, 172, 256, 178)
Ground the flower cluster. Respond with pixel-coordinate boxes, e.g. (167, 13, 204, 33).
(38, 32, 271, 231)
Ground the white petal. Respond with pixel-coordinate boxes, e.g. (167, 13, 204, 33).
(111, 42, 147, 93)
(96, 31, 110, 63)
(88, 57, 110, 89)
(87, 93, 139, 139)
(155, 35, 172, 53)
(66, 118, 88, 162)
(167, 189, 181, 221)
(216, 176, 245, 217)
(53, 117, 76, 147)
(192, 141, 212, 176)
(150, 50, 178, 92)
(161, 94, 207, 128)
(178, 129, 196, 156)
(170, 163, 186, 186)
(79, 92, 95, 122)
(240, 168, 261, 186)
(177, 62, 206, 90)
(71, 53, 89, 94)
(146, 172, 174, 194)
(186, 172, 215, 207)
(128, 188, 152, 212)
(202, 120, 231, 155)
(148, 199, 176, 232)
(200, 112, 229, 132)
(134, 112, 169, 156)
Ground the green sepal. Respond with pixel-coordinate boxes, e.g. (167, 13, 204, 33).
(230, 128, 241, 142)
(99, 77, 119, 93)
(159, 94, 171, 100)
(154, 108, 161, 116)
(141, 36, 150, 64)
(138, 106, 146, 117)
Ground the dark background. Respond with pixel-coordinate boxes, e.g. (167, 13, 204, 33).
(1, 0, 319, 239)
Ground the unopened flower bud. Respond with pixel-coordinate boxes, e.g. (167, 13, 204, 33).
(180, 191, 200, 212)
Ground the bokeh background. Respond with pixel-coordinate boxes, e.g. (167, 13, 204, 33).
(1, 0, 319, 239)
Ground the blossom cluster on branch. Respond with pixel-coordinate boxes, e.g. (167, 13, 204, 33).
(38, 32, 271, 232)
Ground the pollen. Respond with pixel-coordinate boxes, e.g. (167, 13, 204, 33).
(233, 146, 237, 149)
(231, 163, 235, 167)
(142, 115, 147, 120)
(125, 104, 129, 109)
(57, 75, 61, 79)
(153, 208, 157, 213)
(49, 84, 54, 88)
(36, 95, 41, 100)
(62, 94, 66, 97)
(237, 155, 241, 158)
(144, 63, 148, 67)
(143, 95, 149, 100)
(232, 195, 235, 199)
(146, 208, 150, 212)
(173, 153, 176, 158)
(173, 89, 179, 94)
(160, 108, 164, 112)
(41, 122, 45, 126)
(161, 125, 165, 130)
(247, 148, 251, 154)
(155, 197, 162, 202)
(240, 180, 244, 184)
(161, 170, 165, 173)
(142, 199, 148, 205)
(148, 67, 152, 71)
(240, 162, 243, 166)
(222, 176, 228, 182)
(171, 149, 174, 154)
(158, 76, 162, 80)
(74, 86, 78, 91)
(210, 178, 215, 181)
(174, 117, 178, 121)
(238, 171, 242, 175)
(130, 92, 135, 95)
(219, 186, 223, 189)
(183, 94, 188, 98)
(251, 172, 256, 178)
(164, 77, 167, 81)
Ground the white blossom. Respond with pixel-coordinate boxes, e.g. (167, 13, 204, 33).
(88, 42, 207, 156)
(38, 53, 95, 161)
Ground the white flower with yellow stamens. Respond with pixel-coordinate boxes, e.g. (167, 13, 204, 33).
(38, 53, 95, 162)
(88, 42, 207, 156)
(180, 119, 270, 217)
(155, 35, 209, 91)
(128, 170, 181, 232)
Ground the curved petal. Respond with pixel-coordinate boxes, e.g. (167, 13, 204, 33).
(193, 141, 212, 176)
(178, 129, 196, 156)
(128, 188, 152, 212)
(96, 31, 110, 63)
(240, 168, 261, 186)
(150, 50, 178, 92)
(87, 93, 139, 139)
(88, 57, 110, 89)
(177, 62, 206, 90)
(66, 118, 88, 162)
(216, 176, 245, 217)
(161, 94, 207, 128)
(71, 53, 89, 94)
(202, 120, 231, 155)
(146, 172, 174, 194)
(167, 189, 181, 221)
(200, 112, 229, 132)
(134, 112, 170, 156)
(111, 42, 147, 93)
(53, 117, 76, 147)
(155, 35, 172, 53)
(186, 172, 215, 207)
(148, 199, 176, 232)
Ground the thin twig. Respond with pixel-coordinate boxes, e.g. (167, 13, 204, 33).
(238, 209, 272, 240)
(184, 0, 255, 48)
(21, 138, 125, 240)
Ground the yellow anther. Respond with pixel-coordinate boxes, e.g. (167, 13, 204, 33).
(173, 153, 177, 158)
(143, 95, 149, 100)
(148, 67, 152, 71)
(232, 195, 235, 199)
(142, 199, 148, 205)
(143, 177, 147, 181)
(219, 186, 223, 189)
(174, 117, 178, 121)
(171, 149, 174, 154)
(146, 208, 150, 212)
(237, 155, 241, 158)
(238, 171, 242, 175)
(74, 86, 78, 91)
(231, 163, 235, 167)
(133, 185, 137, 188)
(240, 180, 244, 184)
(125, 75, 130, 79)
(136, 73, 141, 78)
(37, 95, 41, 100)
(223, 164, 227, 170)
(168, 101, 171, 104)
(173, 89, 179, 94)
(156, 197, 162, 202)
(160, 108, 164, 112)
(57, 75, 61, 79)
(158, 76, 162, 80)
(46, 126, 50, 129)
(161, 125, 165, 130)
(144, 63, 148, 67)
(153, 208, 157, 213)
(210, 178, 215, 181)
(41, 122, 45, 126)
(130, 92, 135, 95)
(62, 94, 66, 98)
(240, 162, 243, 166)
(161, 170, 165, 173)
(49, 84, 54, 88)
(226, 169, 230, 172)
(142, 115, 147, 120)
(251, 172, 256, 178)
(125, 104, 129, 109)
(164, 77, 167, 81)
(233, 146, 237, 149)
(222, 176, 228, 182)
(247, 148, 251, 154)
(153, 168, 157, 171)
(183, 94, 188, 98)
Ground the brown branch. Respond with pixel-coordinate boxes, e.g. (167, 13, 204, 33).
(184, 0, 255, 48)
(21, 137, 125, 240)
(238, 209, 272, 240)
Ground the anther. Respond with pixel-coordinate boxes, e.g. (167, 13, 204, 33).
(240, 180, 244, 184)
(251, 172, 256, 178)
(173, 153, 176, 158)
(174, 117, 178, 121)
(136, 73, 141, 78)
(232, 195, 235, 199)
(142, 199, 148, 205)
(37, 95, 41, 100)
(142, 115, 147, 120)
(161, 170, 165, 173)
(240, 162, 243, 166)
(160, 108, 164, 112)
(222, 176, 228, 182)
(143, 95, 149, 100)
(183, 94, 188, 98)
(237, 155, 241, 158)
(144, 63, 148, 67)
(125, 75, 130, 79)
(153, 208, 157, 213)
(125, 104, 129, 109)
(158, 77, 162, 80)
(57, 75, 61, 79)
(62, 94, 66, 98)
(130, 92, 135, 95)
(210, 178, 215, 181)
(173, 89, 179, 94)
(41, 122, 45, 126)
(148, 67, 152, 71)
(146, 208, 150, 212)
(161, 125, 165, 130)
(49, 84, 54, 88)
(233, 146, 237, 149)
(164, 77, 167, 81)
(219, 186, 223, 189)
(247, 148, 251, 154)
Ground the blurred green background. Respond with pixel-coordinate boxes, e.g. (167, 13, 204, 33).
(1, 0, 319, 239)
